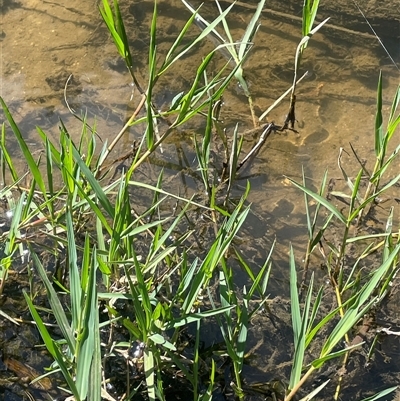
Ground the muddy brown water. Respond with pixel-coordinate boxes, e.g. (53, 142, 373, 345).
(1, 0, 400, 400)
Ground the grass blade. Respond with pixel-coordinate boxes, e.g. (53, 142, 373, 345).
(287, 176, 347, 225)
(0, 97, 47, 197)
(375, 71, 383, 156)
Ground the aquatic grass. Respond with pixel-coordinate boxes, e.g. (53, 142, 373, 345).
(23, 217, 101, 401)
(358, 77, 400, 219)
(285, 242, 400, 401)
(299, 168, 333, 295)
(286, 74, 400, 401)
(194, 101, 213, 198)
(257, 0, 327, 125)
(0, 191, 26, 296)
(9, 140, 223, 400)
(302, 0, 321, 46)
(98, 0, 240, 166)
(287, 175, 399, 400)
(182, 0, 266, 128)
(284, 16, 329, 128)
(210, 240, 273, 399)
(110, 192, 251, 400)
(99, 0, 144, 93)
(225, 123, 243, 204)
(0, 96, 254, 399)
(1, 1, 399, 400)
(0, 98, 48, 198)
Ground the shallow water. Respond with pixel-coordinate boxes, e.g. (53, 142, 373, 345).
(1, 0, 400, 400)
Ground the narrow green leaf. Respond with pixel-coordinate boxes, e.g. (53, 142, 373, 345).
(287, 176, 347, 225)
(312, 342, 363, 368)
(72, 145, 114, 219)
(320, 243, 400, 357)
(23, 291, 80, 400)
(238, 0, 265, 60)
(161, 1, 236, 74)
(149, 333, 176, 351)
(99, 0, 126, 58)
(387, 84, 400, 124)
(375, 71, 383, 156)
(66, 209, 81, 335)
(0, 124, 18, 182)
(76, 248, 98, 399)
(29, 249, 76, 352)
(144, 348, 156, 401)
(0, 97, 47, 197)
(289, 246, 301, 345)
(359, 386, 398, 401)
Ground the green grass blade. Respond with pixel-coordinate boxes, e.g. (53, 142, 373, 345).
(166, 306, 235, 329)
(375, 71, 383, 156)
(298, 379, 330, 401)
(320, 243, 400, 358)
(71, 145, 114, 219)
(175, 51, 215, 124)
(29, 249, 76, 351)
(99, 0, 126, 59)
(66, 209, 81, 335)
(359, 386, 398, 401)
(23, 291, 80, 400)
(23, 291, 58, 359)
(161, 11, 197, 73)
(302, 0, 320, 37)
(226, 124, 240, 198)
(76, 247, 98, 399)
(312, 342, 364, 368)
(214, 0, 234, 44)
(88, 291, 101, 401)
(348, 169, 363, 216)
(289, 246, 314, 388)
(0, 97, 47, 197)
(37, 126, 62, 165)
(287, 176, 347, 225)
(146, 1, 158, 149)
(0, 124, 18, 182)
(236, 305, 248, 374)
(144, 348, 156, 401)
(113, 0, 133, 65)
(289, 246, 301, 346)
(163, 1, 236, 72)
(238, 0, 265, 60)
(387, 84, 400, 124)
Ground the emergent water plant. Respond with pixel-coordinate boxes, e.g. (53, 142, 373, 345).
(1, 0, 399, 400)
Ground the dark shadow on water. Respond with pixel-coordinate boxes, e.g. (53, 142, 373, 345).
(0, 0, 21, 14)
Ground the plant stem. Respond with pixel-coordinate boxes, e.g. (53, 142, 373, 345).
(285, 366, 316, 401)
(97, 94, 146, 174)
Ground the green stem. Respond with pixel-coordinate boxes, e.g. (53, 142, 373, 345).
(334, 224, 350, 283)
(285, 366, 316, 401)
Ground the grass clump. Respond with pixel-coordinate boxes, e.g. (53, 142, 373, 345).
(0, 1, 399, 401)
